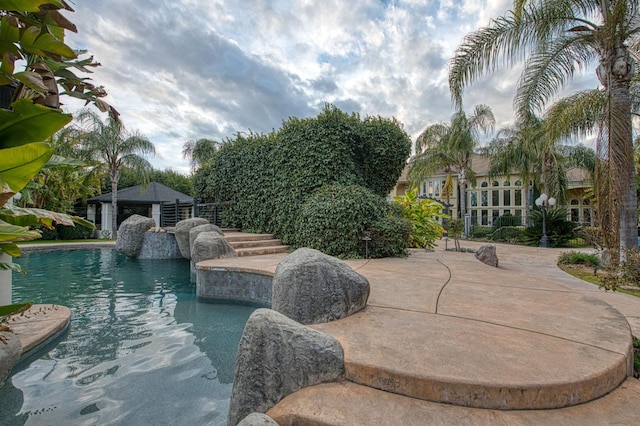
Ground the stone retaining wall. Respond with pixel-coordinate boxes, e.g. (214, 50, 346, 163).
(196, 268, 273, 306)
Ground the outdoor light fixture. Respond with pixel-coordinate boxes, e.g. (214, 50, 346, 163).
(535, 193, 556, 248)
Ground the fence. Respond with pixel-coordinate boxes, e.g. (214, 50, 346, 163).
(194, 201, 236, 228)
(160, 199, 196, 227)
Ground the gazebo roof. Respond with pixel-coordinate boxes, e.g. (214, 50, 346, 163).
(88, 182, 193, 204)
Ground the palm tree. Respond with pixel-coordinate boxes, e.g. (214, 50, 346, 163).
(182, 138, 218, 173)
(76, 110, 155, 238)
(485, 114, 596, 207)
(411, 105, 495, 223)
(449, 0, 639, 252)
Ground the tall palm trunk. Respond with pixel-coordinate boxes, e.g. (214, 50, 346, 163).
(598, 44, 637, 255)
(458, 168, 467, 229)
(110, 168, 119, 239)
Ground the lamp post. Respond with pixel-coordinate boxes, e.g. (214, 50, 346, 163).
(535, 193, 556, 248)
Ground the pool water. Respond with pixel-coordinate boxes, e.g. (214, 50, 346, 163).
(0, 249, 259, 425)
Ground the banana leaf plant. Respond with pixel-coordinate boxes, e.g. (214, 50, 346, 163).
(0, 99, 94, 273)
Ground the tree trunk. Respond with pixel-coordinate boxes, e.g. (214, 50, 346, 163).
(110, 170, 119, 240)
(609, 77, 637, 253)
(602, 45, 637, 255)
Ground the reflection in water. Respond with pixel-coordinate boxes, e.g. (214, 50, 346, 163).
(0, 249, 257, 425)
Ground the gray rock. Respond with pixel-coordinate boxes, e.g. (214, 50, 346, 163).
(191, 231, 236, 264)
(237, 413, 280, 426)
(174, 218, 210, 259)
(0, 332, 22, 385)
(228, 309, 344, 426)
(475, 244, 498, 267)
(138, 231, 183, 259)
(272, 248, 370, 324)
(116, 214, 155, 257)
(189, 224, 224, 259)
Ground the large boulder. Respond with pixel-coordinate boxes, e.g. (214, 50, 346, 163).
(475, 244, 499, 267)
(174, 218, 209, 259)
(237, 413, 279, 426)
(116, 214, 155, 257)
(0, 331, 22, 385)
(138, 229, 183, 259)
(189, 224, 224, 259)
(191, 231, 236, 264)
(228, 309, 344, 426)
(272, 248, 369, 324)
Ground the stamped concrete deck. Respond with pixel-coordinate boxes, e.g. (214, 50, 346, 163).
(198, 241, 640, 425)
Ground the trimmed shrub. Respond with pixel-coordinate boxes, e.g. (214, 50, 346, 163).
(492, 213, 522, 229)
(36, 225, 59, 240)
(490, 226, 525, 243)
(57, 223, 94, 240)
(470, 225, 493, 240)
(295, 184, 393, 258)
(368, 216, 412, 258)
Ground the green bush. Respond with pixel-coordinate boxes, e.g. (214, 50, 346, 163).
(490, 226, 525, 243)
(57, 223, 94, 240)
(295, 184, 395, 258)
(37, 225, 59, 240)
(557, 251, 601, 268)
(470, 225, 493, 239)
(523, 208, 578, 247)
(368, 216, 412, 258)
(36, 223, 94, 240)
(492, 213, 522, 229)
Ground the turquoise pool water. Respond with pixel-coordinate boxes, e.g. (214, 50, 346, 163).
(0, 248, 259, 425)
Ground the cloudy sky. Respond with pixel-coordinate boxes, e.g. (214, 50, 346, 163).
(64, 0, 598, 174)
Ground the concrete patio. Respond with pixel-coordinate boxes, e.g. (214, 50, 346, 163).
(199, 240, 640, 425)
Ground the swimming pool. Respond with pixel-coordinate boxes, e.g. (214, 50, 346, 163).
(0, 248, 260, 425)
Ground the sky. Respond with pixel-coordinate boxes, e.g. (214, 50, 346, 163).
(63, 0, 599, 174)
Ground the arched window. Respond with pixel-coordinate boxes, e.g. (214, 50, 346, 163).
(504, 181, 510, 186)
(514, 180, 521, 186)
(492, 180, 499, 187)
(570, 199, 579, 206)
(583, 198, 591, 205)
(481, 182, 488, 188)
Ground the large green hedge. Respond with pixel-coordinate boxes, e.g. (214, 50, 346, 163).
(194, 104, 411, 256)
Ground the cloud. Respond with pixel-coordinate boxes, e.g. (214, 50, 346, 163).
(63, 0, 600, 173)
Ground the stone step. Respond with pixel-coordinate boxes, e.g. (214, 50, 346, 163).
(236, 245, 290, 257)
(224, 233, 277, 242)
(267, 379, 640, 426)
(310, 305, 630, 410)
(228, 239, 284, 249)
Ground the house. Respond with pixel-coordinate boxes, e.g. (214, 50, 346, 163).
(394, 154, 594, 229)
(87, 182, 195, 237)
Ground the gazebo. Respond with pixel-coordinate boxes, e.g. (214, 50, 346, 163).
(87, 182, 195, 237)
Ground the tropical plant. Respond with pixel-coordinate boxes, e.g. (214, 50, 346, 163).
(485, 115, 597, 205)
(449, 0, 639, 253)
(0, 1, 118, 117)
(182, 138, 219, 173)
(17, 126, 101, 212)
(393, 188, 446, 249)
(522, 207, 578, 247)
(75, 109, 155, 238)
(411, 105, 495, 221)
